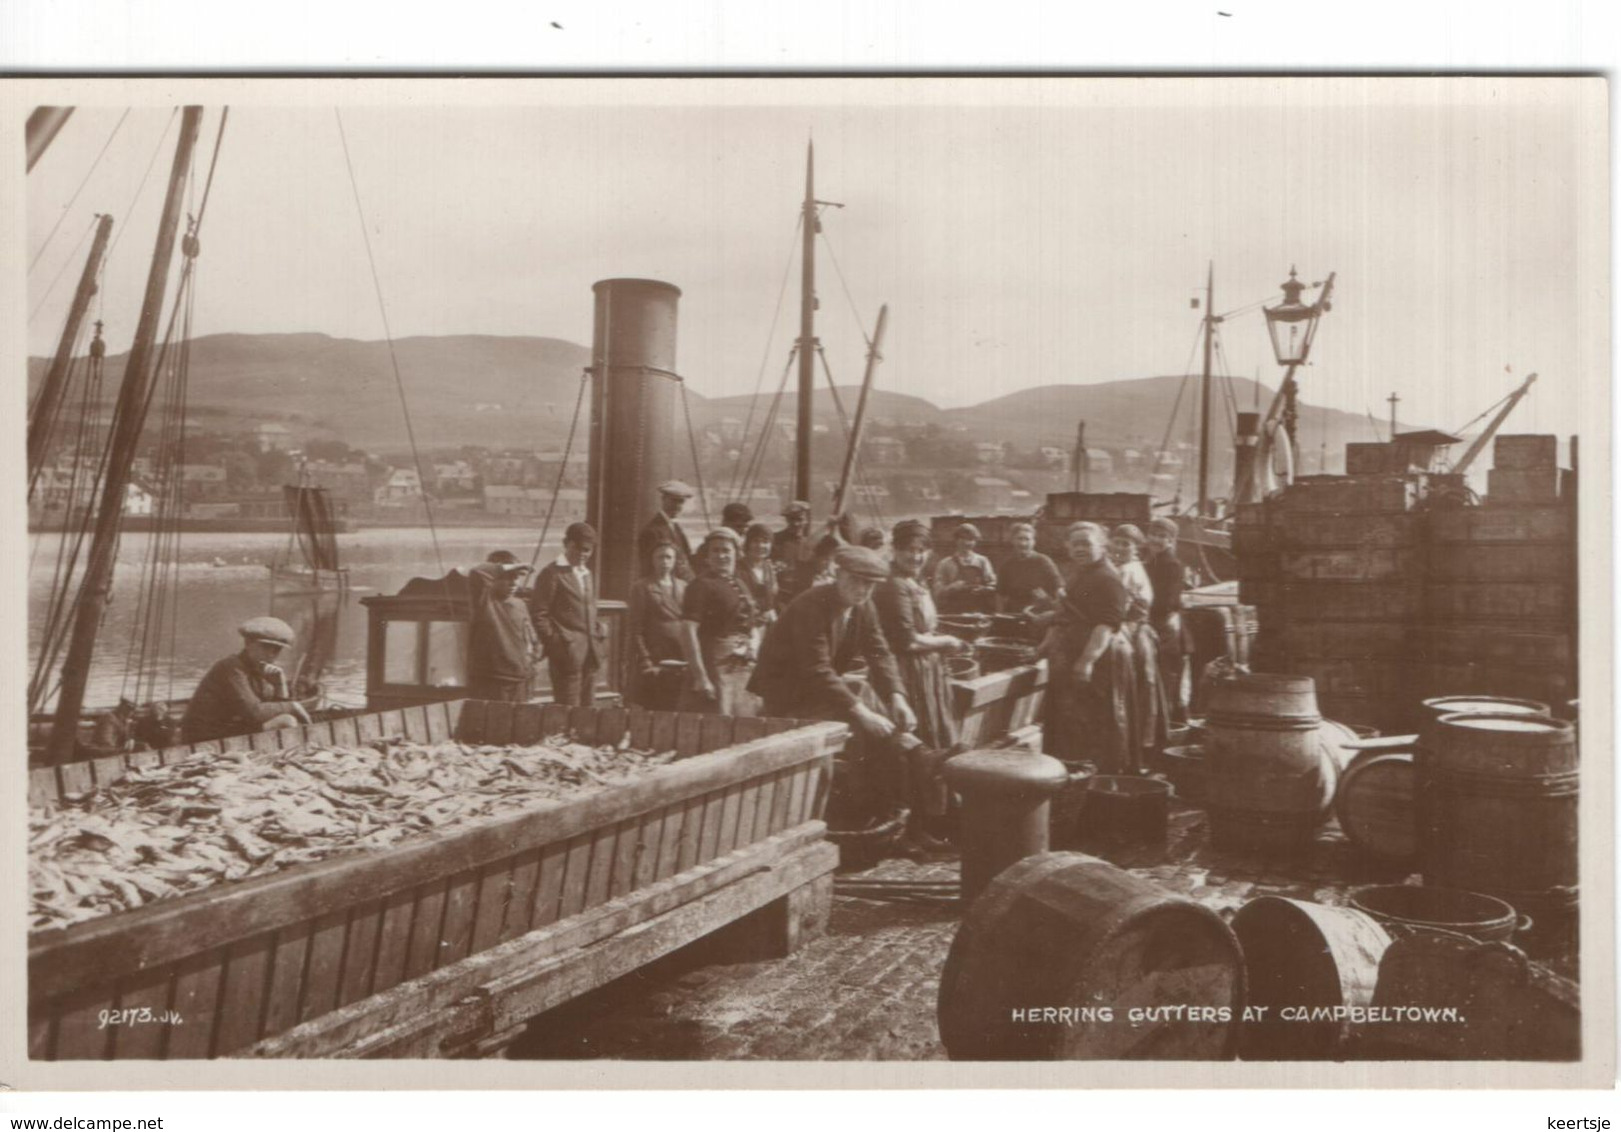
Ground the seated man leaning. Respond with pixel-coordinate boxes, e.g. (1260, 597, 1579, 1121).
(181, 616, 312, 745)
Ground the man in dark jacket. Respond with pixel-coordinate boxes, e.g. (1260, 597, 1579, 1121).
(529, 522, 608, 706)
(770, 499, 816, 607)
(750, 546, 920, 831)
(638, 480, 696, 581)
(466, 558, 538, 701)
(181, 616, 311, 744)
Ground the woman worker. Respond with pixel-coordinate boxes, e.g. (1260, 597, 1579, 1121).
(738, 522, 781, 651)
(1039, 521, 1133, 774)
(625, 540, 689, 710)
(933, 522, 998, 615)
(1109, 523, 1170, 767)
(997, 520, 1064, 637)
(679, 527, 764, 717)
(875, 519, 973, 850)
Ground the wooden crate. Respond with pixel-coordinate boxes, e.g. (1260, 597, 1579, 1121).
(1486, 467, 1566, 503)
(29, 701, 845, 1060)
(1242, 580, 1419, 625)
(1262, 621, 1410, 662)
(1279, 547, 1417, 582)
(1409, 626, 1576, 669)
(1418, 581, 1574, 627)
(951, 662, 1048, 751)
(1425, 542, 1573, 583)
(1275, 475, 1427, 515)
(1492, 434, 1559, 471)
(1429, 505, 1574, 544)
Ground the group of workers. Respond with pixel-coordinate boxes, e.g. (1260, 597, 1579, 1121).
(174, 476, 1190, 858)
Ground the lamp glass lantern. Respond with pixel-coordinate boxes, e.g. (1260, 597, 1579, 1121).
(1263, 267, 1324, 366)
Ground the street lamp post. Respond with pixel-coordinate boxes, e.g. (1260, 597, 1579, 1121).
(1262, 267, 1335, 454)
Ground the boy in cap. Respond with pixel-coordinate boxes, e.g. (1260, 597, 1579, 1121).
(771, 500, 816, 606)
(639, 480, 697, 581)
(467, 556, 538, 702)
(529, 522, 609, 706)
(181, 616, 312, 744)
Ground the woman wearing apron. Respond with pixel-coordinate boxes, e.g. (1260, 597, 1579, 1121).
(1040, 521, 1133, 773)
(876, 519, 973, 850)
(1109, 523, 1170, 769)
(679, 527, 764, 717)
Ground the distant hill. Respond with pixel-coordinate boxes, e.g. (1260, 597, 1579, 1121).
(28, 332, 598, 452)
(29, 334, 1393, 475)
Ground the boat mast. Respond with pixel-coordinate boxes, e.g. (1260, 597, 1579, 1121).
(831, 304, 889, 518)
(46, 106, 203, 766)
(795, 141, 817, 510)
(28, 212, 114, 490)
(1196, 262, 1214, 518)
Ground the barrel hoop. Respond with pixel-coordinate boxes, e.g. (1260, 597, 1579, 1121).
(1207, 713, 1323, 733)
(1425, 768, 1580, 797)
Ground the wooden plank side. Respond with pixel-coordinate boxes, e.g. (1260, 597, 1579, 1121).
(730, 716, 772, 744)
(653, 801, 685, 883)
(594, 705, 629, 748)
(555, 832, 594, 922)
(509, 703, 546, 747)
(165, 947, 227, 1059)
(497, 847, 543, 945)
(627, 708, 653, 752)
(29, 723, 845, 1001)
(262, 925, 312, 1039)
(436, 868, 483, 969)
(248, 730, 281, 756)
(297, 909, 350, 1025)
(674, 713, 705, 759)
(354, 712, 383, 744)
(29, 766, 59, 808)
(674, 794, 706, 875)
(424, 701, 453, 742)
(46, 985, 116, 1060)
(609, 815, 647, 900)
(329, 715, 361, 748)
(337, 898, 384, 1009)
(109, 967, 173, 1059)
(768, 766, 794, 836)
(211, 934, 273, 1056)
(452, 700, 487, 743)
(57, 760, 94, 798)
(400, 704, 432, 744)
(90, 754, 128, 789)
(698, 714, 736, 756)
(530, 840, 572, 929)
(649, 711, 679, 755)
(242, 825, 829, 1059)
(378, 709, 408, 739)
(403, 880, 449, 983)
(470, 862, 515, 956)
(716, 783, 746, 856)
(539, 704, 572, 739)
(696, 786, 727, 865)
(481, 702, 515, 746)
(442, 698, 467, 736)
(582, 823, 619, 910)
(568, 704, 597, 739)
(368, 888, 417, 999)
(785, 762, 811, 827)
(735, 776, 765, 850)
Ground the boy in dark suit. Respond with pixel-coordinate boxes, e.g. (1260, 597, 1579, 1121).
(528, 522, 608, 706)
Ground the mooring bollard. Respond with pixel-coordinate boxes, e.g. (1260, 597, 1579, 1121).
(944, 748, 1070, 904)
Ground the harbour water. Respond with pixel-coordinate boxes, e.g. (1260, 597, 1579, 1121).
(28, 526, 564, 713)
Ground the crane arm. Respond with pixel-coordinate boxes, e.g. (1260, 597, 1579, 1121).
(1451, 373, 1538, 475)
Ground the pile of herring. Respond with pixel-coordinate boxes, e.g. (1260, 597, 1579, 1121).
(30, 735, 671, 931)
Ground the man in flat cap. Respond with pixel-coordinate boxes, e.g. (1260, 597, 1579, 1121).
(466, 554, 538, 702)
(770, 499, 817, 608)
(529, 522, 608, 706)
(750, 546, 919, 830)
(639, 480, 697, 582)
(181, 616, 312, 744)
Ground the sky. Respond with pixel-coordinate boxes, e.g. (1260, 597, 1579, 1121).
(23, 78, 1606, 441)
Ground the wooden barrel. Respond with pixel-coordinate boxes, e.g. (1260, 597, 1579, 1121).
(1335, 752, 1417, 865)
(1204, 675, 1336, 853)
(976, 637, 1037, 673)
(1161, 744, 1206, 805)
(1421, 713, 1578, 919)
(1231, 897, 1392, 1060)
(937, 852, 1245, 1060)
(1358, 929, 1581, 1060)
(1348, 884, 1526, 944)
(1420, 695, 1550, 722)
(939, 614, 991, 642)
(947, 655, 982, 682)
(1078, 775, 1171, 852)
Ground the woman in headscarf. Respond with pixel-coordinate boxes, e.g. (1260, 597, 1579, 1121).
(1109, 523, 1169, 767)
(738, 522, 780, 653)
(679, 527, 764, 717)
(625, 540, 688, 710)
(1040, 521, 1133, 773)
(875, 519, 972, 849)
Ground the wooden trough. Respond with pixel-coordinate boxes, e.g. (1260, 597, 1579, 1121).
(28, 699, 846, 1060)
(952, 661, 1048, 751)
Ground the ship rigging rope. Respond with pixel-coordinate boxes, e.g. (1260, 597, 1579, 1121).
(527, 370, 590, 574)
(334, 109, 445, 577)
(725, 213, 804, 503)
(678, 379, 712, 529)
(26, 215, 99, 331)
(1452, 386, 1519, 438)
(97, 108, 180, 312)
(735, 350, 795, 503)
(28, 108, 131, 274)
(1142, 319, 1205, 494)
(817, 229, 873, 351)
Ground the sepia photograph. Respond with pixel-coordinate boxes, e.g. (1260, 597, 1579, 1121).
(3, 75, 1611, 1090)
